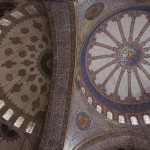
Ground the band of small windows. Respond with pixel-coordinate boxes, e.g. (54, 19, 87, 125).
(0, 6, 37, 35)
(80, 87, 150, 125)
(0, 100, 35, 134)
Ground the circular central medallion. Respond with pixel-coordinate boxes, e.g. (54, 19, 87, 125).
(118, 44, 142, 67)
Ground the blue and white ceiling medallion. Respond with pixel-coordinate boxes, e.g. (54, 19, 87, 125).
(80, 6, 150, 116)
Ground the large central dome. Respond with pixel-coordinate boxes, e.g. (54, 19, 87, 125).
(80, 5, 150, 124)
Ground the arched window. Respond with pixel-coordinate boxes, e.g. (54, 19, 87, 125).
(25, 6, 37, 15)
(143, 115, 150, 124)
(10, 11, 23, 19)
(81, 87, 85, 94)
(96, 105, 102, 113)
(118, 115, 125, 124)
(107, 111, 113, 120)
(131, 116, 138, 125)
(14, 116, 24, 128)
(25, 122, 35, 134)
(0, 19, 11, 26)
(3, 109, 14, 120)
(0, 100, 5, 109)
(87, 97, 92, 104)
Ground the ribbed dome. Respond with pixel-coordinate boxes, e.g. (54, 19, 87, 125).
(80, 5, 150, 124)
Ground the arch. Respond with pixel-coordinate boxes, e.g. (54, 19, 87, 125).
(118, 115, 125, 124)
(130, 116, 138, 125)
(107, 111, 113, 120)
(74, 130, 150, 150)
(143, 115, 150, 124)
(38, 2, 76, 149)
(0, 119, 33, 150)
(25, 122, 35, 134)
(14, 116, 24, 128)
(2, 109, 14, 121)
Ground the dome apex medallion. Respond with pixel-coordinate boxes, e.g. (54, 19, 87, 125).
(118, 43, 142, 67)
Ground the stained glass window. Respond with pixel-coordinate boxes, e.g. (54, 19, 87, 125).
(107, 111, 113, 120)
(25, 122, 35, 134)
(3, 109, 13, 120)
(14, 116, 24, 128)
(131, 116, 138, 125)
(143, 115, 150, 124)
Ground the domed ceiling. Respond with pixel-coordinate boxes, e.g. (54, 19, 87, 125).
(80, 5, 150, 124)
(0, 1, 54, 148)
